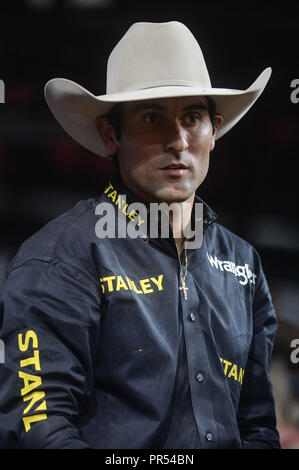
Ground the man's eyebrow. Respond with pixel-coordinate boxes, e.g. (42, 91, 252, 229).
(129, 102, 166, 115)
(129, 101, 209, 115)
(182, 103, 209, 112)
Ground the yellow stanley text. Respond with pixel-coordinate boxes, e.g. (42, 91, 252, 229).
(104, 182, 145, 227)
(18, 330, 48, 432)
(100, 274, 164, 295)
(220, 356, 245, 385)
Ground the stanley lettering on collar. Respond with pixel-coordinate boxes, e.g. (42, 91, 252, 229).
(97, 181, 204, 248)
(104, 182, 145, 228)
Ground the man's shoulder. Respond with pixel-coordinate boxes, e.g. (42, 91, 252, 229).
(204, 222, 265, 287)
(207, 221, 259, 260)
(8, 197, 99, 275)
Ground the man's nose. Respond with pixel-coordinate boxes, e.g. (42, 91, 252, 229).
(164, 120, 188, 153)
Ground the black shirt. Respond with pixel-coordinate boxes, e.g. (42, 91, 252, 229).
(0, 175, 280, 449)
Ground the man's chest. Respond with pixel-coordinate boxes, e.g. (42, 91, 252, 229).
(93, 238, 254, 375)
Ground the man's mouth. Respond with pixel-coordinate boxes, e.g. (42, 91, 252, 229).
(160, 163, 189, 176)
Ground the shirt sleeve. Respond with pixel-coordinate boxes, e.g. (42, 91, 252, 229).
(236, 250, 281, 449)
(0, 257, 101, 449)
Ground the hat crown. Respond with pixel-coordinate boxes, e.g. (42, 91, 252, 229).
(106, 21, 212, 94)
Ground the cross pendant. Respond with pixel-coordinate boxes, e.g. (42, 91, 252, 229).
(179, 282, 188, 300)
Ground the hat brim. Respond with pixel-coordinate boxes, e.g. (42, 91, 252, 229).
(44, 67, 271, 157)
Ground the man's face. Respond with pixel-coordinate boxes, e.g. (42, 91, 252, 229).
(105, 96, 222, 204)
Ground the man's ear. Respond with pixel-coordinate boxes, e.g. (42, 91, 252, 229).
(210, 114, 224, 151)
(96, 116, 119, 155)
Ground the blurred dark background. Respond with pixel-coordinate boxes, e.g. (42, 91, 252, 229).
(0, 0, 298, 448)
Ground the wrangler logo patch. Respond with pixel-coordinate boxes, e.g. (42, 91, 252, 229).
(207, 252, 257, 286)
(220, 357, 244, 384)
(100, 274, 164, 295)
(18, 330, 48, 432)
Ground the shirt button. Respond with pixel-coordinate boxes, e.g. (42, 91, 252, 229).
(190, 312, 196, 322)
(196, 372, 204, 383)
(206, 432, 213, 442)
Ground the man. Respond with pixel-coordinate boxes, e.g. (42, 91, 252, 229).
(0, 21, 280, 449)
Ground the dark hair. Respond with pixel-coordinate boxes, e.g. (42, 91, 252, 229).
(105, 96, 217, 168)
(104, 104, 123, 168)
(206, 96, 217, 135)
(106, 103, 124, 142)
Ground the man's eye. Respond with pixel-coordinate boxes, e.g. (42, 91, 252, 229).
(143, 113, 160, 124)
(185, 113, 200, 124)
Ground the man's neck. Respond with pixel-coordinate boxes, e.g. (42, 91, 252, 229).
(115, 174, 195, 255)
(168, 194, 195, 255)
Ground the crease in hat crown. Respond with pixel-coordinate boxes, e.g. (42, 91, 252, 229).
(106, 21, 212, 95)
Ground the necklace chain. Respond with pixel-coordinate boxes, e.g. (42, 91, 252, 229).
(178, 244, 188, 300)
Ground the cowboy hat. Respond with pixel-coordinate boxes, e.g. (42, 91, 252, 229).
(44, 21, 271, 157)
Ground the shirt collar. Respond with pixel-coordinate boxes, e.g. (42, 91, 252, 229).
(102, 173, 217, 254)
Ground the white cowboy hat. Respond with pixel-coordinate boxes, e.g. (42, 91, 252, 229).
(44, 21, 271, 158)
